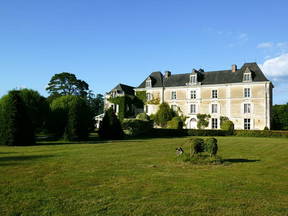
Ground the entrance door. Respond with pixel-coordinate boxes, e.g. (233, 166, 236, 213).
(190, 118, 197, 129)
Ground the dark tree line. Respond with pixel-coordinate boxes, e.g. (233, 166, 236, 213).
(271, 104, 288, 130)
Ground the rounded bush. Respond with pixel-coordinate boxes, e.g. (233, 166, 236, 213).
(136, 113, 150, 121)
(167, 117, 183, 129)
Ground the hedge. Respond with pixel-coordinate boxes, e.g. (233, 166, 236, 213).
(234, 130, 288, 138)
(122, 119, 153, 137)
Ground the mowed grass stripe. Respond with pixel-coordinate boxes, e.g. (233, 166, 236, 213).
(0, 137, 287, 216)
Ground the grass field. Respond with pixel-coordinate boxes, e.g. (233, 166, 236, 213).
(0, 136, 288, 216)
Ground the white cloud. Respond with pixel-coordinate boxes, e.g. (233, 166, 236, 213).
(260, 53, 288, 77)
(257, 42, 273, 48)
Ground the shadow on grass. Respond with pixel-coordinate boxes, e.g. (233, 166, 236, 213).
(223, 158, 260, 163)
(0, 155, 54, 163)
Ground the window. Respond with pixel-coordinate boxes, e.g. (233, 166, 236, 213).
(190, 75, 197, 84)
(145, 105, 149, 113)
(244, 118, 251, 130)
(146, 79, 152, 87)
(190, 90, 196, 99)
(146, 93, 152, 101)
(190, 104, 196, 114)
(243, 73, 251, 81)
(212, 104, 218, 113)
(212, 118, 218, 129)
(171, 91, 177, 100)
(244, 103, 251, 114)
(244, 88, 250, 98)
(212, 90, 218, 98)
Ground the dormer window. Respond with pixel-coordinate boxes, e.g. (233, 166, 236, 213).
(243, 73, 251, 81)
(243, 68, 252, 82)
(190, 74, 197, 84)
(146, 78, 152, 87)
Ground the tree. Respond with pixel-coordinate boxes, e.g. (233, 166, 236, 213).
(87, 93, 104, 116)
(0, 91, 35, 146)
(64, 98, 90, 141)
(154, 103, 176, 127)
(271, 104, 288, 130)
(17, 89, 49, 133)
(98, 108, 123, 139)
(49, 95, 92, 140)
(46, 72, 89, 99)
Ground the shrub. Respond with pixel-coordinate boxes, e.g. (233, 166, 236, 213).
(221, 120, 234, 135)
(189, 138, 205, 155)
(167, 116, 183, 129)
(0, 91, 35, 146)
(98, 108, 124, 139)
(17, 89, 49, 133)
(122, 119, 153, 136)
(136, 113, 150, 121)
(234, 130, 288, 138)
(187, 129, 229, 136)
(64, 98, 90, 141)
(196, 114, 210, 129)
(49, 95, 91, 140)
(154, 103, 176, 127)
(204, 138, 218, 156)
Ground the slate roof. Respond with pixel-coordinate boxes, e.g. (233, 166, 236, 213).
(110, 83, 135, 95)
(136, 63, 269, 88)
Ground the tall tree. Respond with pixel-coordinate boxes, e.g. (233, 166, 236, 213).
(0, 91, 35, 146)
(49, 95, 91, 140)
(46, 72, 89, 99)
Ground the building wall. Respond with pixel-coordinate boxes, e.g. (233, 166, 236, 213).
(139, 81, 272, 130)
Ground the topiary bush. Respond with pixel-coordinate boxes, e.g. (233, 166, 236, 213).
(0, 91, 35, 146)
(167, 116, 183, 129)
(98, 108, 124, 139)
(190, 138, 205, 155)
(204, 138, 218, 156)
(136, 112, 150, 121)
(122, 119, 153, 136)
(220, 120, 234, 135)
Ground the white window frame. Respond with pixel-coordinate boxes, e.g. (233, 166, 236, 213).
(244, 118, 251, 130)
(243, 73, 252, 82)
(190, 104, 196, 114)
(190, 75, 197, 84)
(146, 79, 152, 87)
(190, 90, 196, 99)
(212, 89, 218, 99)
(212, 118, 218, 129)
(171, 91, 177, 100)
(244, 103, 251, 114)
(211, 104, 218, 114)
(244, 88, 251, 98)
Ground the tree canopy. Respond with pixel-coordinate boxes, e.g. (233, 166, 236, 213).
(46, 72, 89, 99)
(0, 90, 35, 146)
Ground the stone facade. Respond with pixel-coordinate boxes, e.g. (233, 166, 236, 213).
(134, 63, 273, 130)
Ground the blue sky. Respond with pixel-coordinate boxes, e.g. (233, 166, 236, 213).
(0, 0, 288, 104)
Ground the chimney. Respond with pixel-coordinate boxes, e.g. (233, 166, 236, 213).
(232, 64, 237, 72)
(164, 71, 171, 78)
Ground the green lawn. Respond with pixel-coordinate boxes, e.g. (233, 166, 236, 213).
(0, 136, 287, 216)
